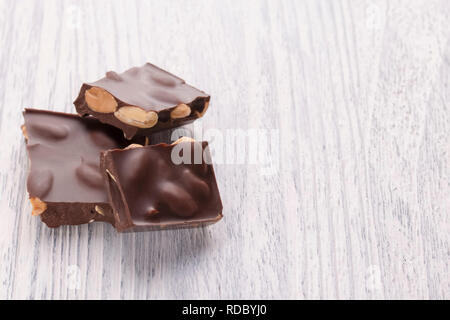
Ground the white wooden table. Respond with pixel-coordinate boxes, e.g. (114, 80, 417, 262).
(0, 0, 449, 300)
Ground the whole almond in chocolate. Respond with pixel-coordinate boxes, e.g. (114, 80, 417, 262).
(74, 63, 210, 139)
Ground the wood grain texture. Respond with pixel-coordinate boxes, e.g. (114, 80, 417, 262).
(0, 0, 449, 299)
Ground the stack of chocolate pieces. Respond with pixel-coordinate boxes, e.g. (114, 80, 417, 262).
(22, 63, 223, 232)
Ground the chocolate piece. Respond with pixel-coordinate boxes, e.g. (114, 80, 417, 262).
(100, 139, 223, 232)
(74, 63, 210, 139)
(22, 109, 143, 228)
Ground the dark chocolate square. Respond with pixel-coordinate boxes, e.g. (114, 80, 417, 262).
(100, 139, 223, 232)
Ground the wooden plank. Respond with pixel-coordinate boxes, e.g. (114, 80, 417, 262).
(0, 0, 448, 299)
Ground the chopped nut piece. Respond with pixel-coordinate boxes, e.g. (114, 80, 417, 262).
(125, 144, 143, 150)
(171, 137, 196, 145)
(146, 207, 159, 216)
(85, 87, 118, 113)
(21, 125, 28, 141)
(170, 103, 191, 119)
(94, 205, 105, 216)
(105, 169, 117, 182)
(30, 197, 47, 216)
(114, 106, 158, 128)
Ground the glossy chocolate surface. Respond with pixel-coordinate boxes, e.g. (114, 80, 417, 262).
(90, 63, 208, 111)
(101, 141, 223, 232)
(23, 109, 142, 227)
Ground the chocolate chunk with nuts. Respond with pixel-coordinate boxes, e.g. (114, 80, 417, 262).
(74, 63, 211, 139)
(100, 138, 223, 232)
(22, 108, 143, 228)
